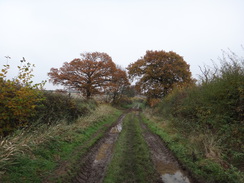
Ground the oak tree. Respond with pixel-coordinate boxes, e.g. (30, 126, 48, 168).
(48, 52, 129, 99)
(107, 66, 130, 102)
(127, 50, 193, 100)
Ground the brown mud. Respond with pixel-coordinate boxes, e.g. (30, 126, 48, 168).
(71, 109, 199, 183)
(140, 120, 194, 183)
(72, 113, 126, 183)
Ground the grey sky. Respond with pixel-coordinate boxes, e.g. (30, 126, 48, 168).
(1, 0, 243, 89)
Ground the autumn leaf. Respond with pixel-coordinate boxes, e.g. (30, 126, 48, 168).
(48, 52, 130, 99)
(127, 50, 193, 101)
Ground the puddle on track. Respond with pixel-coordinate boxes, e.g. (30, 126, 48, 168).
(94, 121, 124, 162)
(110, 123, 122, 133)
(73, 114, 126, 183)
(155, 161, 190, 183)
(161, 171, 190, 183)
(94, 116, 124, 164)
(141, 122, 193, 183)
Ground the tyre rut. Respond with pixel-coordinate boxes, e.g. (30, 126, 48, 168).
(73, 109, 197, 183)
(72, 113, 126, 183)
(139, 114, 195, 183)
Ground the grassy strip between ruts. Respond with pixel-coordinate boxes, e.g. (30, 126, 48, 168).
(103, 111, 158, 183)
(142, 112, 244, 183)
(0, 105, 121, 183)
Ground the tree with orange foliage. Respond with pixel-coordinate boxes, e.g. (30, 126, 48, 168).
(127, 50, 193, 101)
(108, 66, 130, 102)
(48, 52, 129, 99)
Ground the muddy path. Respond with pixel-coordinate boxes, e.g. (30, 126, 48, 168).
(72, 113, 126, 183)
(72, 110, 197, 183)
(139, 115, 195, 183)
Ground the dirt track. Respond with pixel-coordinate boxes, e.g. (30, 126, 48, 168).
(140, 116, 194, 183)
(72, 110, 195, 183)
(72, 114, 126, 183)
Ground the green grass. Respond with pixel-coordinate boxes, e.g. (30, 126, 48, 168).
(3, 155, 56, 183)
(144, 52, 244, 182)
(0, 105, 122, 183)
(156, 52, 244, 168)
(142, 113, 244, 183)
(104, 112, 157, 183)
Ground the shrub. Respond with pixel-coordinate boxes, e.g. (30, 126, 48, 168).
(0, 61, 45, 136)
(31, 92, 94, 125)
(156, 50, 244, 168)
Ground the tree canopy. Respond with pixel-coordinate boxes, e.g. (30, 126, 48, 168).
(127, 50, 193, 99)
(48, 52, 129, 99)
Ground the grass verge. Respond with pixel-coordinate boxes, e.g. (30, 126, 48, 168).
(104, 111, 157, 183)
(142, 109, 244, 183)
(0, 104, 121, 183)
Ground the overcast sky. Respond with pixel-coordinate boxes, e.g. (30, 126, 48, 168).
(1, 0, 243, 90)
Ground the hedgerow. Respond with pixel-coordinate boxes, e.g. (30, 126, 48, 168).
(156, 50, 244, 169)
(0, 61, 45, 136)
